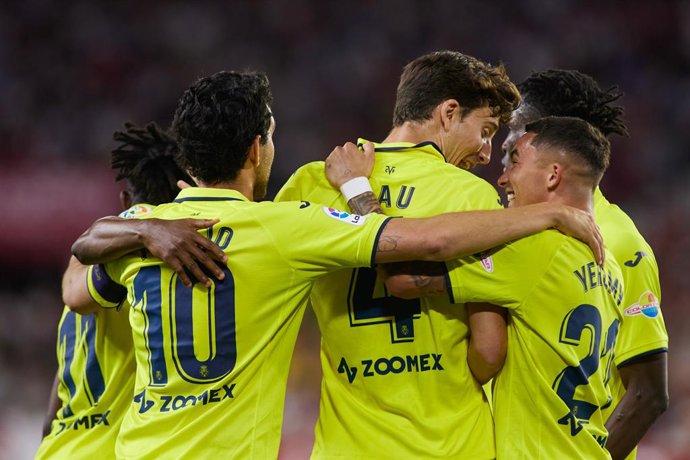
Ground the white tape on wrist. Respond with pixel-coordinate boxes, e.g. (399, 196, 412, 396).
(340, 177, 373, 202)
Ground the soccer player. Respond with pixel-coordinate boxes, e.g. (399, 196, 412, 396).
(335, 116, 625, 458)
(65, 70, 604, 459)
(36, 122, 196, 459)
(502, 69, 668, 460)
(274, 50, 523, 458)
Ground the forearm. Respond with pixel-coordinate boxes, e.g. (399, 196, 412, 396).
(605, 389, 667, 459)
(605, 354, 669, 459)
(467, 303, 507, 384)
(375, 203, 563, 263)
(42, 373, 61, 437)
(72, 217, 147, 264)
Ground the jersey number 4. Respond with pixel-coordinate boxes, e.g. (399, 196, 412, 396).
(347, 267, 421, 343)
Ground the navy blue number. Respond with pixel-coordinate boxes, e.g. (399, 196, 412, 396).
(132, 226, 236, 385)
(81, 314, 106, 403)
(133, 265, 168, 386)
(553, 304, 618, 436)
(58, 312, 78, 417)
(170, 264, 236, 383)
(58, 311, 106, 416)
(348, 267, 421, 343)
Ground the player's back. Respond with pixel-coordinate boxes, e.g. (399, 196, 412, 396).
(446, 230, 624, 459)
(594, 188, 668, 459)
(36, 303, 134, 460)
(97, 187, 388, 459)
(276, 140, 502, 459)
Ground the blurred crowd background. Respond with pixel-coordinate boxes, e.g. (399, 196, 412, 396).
(1, 1, 688, 458)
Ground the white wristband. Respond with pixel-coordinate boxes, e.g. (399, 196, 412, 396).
(339, 177, 373, 202)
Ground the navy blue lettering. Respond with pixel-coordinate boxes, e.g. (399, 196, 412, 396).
(160, 395, 172, 412)
(573, 267, 587, 292)
(378, 186, 392, 208)
(420, 354, 430, 371)
(362, 359, 374, 377)
(389, 357, 405, 374)
(406, 355, 419, 372)
(587, 262, 598, 289)
(432, 354, 443, 370)
(222, 384, 236, 399)
(209, 389, 221, 403)
(74, 416, 90, 430)
(396, 186, 415, 209)
(374, 358, 390, 375)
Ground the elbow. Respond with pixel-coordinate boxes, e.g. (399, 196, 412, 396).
(650, 389, 669, 416)
(419, 234, 453, 262)
(71, 237, 92, 265)
(468, 343, 506, 385)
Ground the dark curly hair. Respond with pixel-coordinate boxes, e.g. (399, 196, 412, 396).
(171, 71, 273, 185)
(111, 122, 193, 205)
(392, 51, 521, 126)
(518, 69, 628, 137)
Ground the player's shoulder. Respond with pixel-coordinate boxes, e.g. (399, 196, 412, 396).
(288, 161, 327, 183)
(119, 203, 157, 219)
(597, 201, 655, 260)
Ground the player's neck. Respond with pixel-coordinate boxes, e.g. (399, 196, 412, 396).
(548, 190, 594, 214)
(383, 121, 439, 145)
(195, 177, 255, 201)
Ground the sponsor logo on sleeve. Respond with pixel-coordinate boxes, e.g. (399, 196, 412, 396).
(322, 207, 367, 226)
(624, 291, 660, 318)
(119, 204, 153, 219)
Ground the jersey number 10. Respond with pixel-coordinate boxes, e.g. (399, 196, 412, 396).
(132, 226, 237, 386)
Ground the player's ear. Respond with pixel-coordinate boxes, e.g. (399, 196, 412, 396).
(245, 135, 262, 169)
(546, 163, 562, 191)
(120, 190, 133, 210)
(438, 99, 461, 131)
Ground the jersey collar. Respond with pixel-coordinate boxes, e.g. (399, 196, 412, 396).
(357, 138, 447, 162)
(593, 186, 608, 212)
(173, 187, 250, 203)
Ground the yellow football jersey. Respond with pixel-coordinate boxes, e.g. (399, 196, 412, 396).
(446, 230, 624, 459)
(88, 187, 390, 459)
(276, 139, 502, 459)
(595, 188, 668, 460)
(36, 305, 133, 459)
(36, 204, 153, 459)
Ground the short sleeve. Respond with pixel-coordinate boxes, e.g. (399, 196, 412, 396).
(260, 201, 392, 277)
(445, 234, 554, 309)
(87, 263, 127, 308)
(615, 248, 668, 366)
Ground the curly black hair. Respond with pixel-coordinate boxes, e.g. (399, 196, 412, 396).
(518, 69, 628, 137)
(393, 51, 521, 126)
(111, 122, 193, 205)
(171, 71, 273, 185)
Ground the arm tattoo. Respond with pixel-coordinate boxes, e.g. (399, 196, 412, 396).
(347, 191, 383, 215)
(377, 235, 400, 253)
(412, 275, 447, 296)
